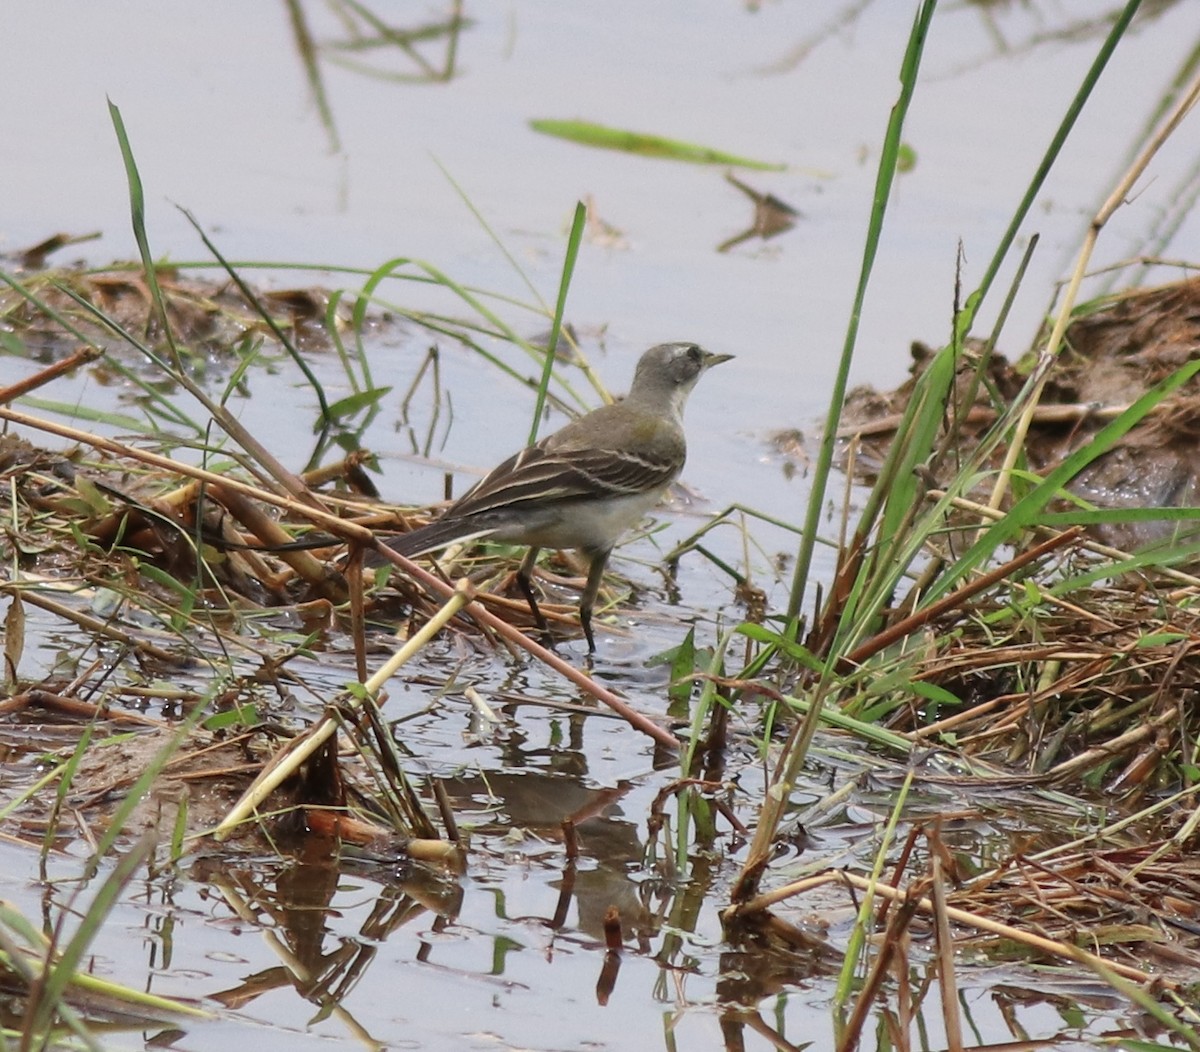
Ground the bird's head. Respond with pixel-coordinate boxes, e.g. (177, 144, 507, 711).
(627, 342, 734, 417)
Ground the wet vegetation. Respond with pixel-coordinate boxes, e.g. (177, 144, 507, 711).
(6, 2, 1200, 1050)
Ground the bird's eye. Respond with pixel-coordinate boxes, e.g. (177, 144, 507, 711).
(686, 344, 702, 362)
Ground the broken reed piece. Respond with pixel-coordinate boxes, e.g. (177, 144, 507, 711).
(602, 905, 623, 952)
(208, 482, 336, 594)
(0, 346, 102, 405)
(304, 808, 463, 871)
(595, 906, 624, 1006)
(562, 818, 579, 863)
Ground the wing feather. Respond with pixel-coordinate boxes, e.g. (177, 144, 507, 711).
(449, 444, 679, 518)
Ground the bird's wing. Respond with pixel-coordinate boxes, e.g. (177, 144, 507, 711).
(448, 440, 680, 518)
(375, 444, 678, 560)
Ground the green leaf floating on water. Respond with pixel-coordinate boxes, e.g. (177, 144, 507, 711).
(530, 119, 785, 170)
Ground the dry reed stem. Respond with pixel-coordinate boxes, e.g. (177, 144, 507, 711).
(930, 856, 963, 1052)
(1042, 707, 1176, 780)
(729, 868, 1175, 991)
(927, 489, 1200, 590)
(837, 893, 921, 1052)
(0, 688, 167, 726)
(0, 346, 103, 403)
(0, 406, 374, 544)
(371, 544, 682, 750)
(9, 586, 181, 664)
(987, 66, 1200, 515)
(839, 399, 1142, 439)
(208, 482, 330, 588)
(840, 527, 1083, 671)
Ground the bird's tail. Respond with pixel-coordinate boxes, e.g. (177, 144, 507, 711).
(368, 517, 496, 564)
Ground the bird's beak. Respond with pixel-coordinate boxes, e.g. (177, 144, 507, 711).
(702, 351, 735, 370)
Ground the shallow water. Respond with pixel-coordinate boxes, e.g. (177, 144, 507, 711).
(0, 722, 1135, 1050)
(3, 2, 1200, 1048)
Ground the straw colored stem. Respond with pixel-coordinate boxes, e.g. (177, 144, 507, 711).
(11, 587, 181, 664)
(211, 581, 472, 840)
(987, 66, 1200, 514)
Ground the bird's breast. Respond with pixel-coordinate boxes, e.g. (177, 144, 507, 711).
(488, 487, 669, 555)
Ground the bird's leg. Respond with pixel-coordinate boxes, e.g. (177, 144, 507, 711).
(515, 546, 547, 632)
(579, 548, 612, 654)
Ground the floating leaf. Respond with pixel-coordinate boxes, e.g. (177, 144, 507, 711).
(321, 386, 394, 428)
(667, 627, 697, 716)
(204, 704, 259, 731)
(530, 119, 785, 170)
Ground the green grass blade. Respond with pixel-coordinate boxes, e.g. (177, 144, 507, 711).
(529, 119, 785, 170)
(29, 834, 156, 1038)
(0, 270, 102, 349)
(48, 279, 205, 433)
(786, 0, 936, 624)
(16, 396, 155, 432)
(832, 769, 913, 1010)
(176, 205, 333, 427)
(353, 255, 591, 413)
(106, 99, 182, 370)
(433, 156, 546, 309)
(955, 0, 1143, 339)
(528, 201, 586, 444)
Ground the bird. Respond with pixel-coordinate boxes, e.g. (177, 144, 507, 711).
(372, 342, 733, 652)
